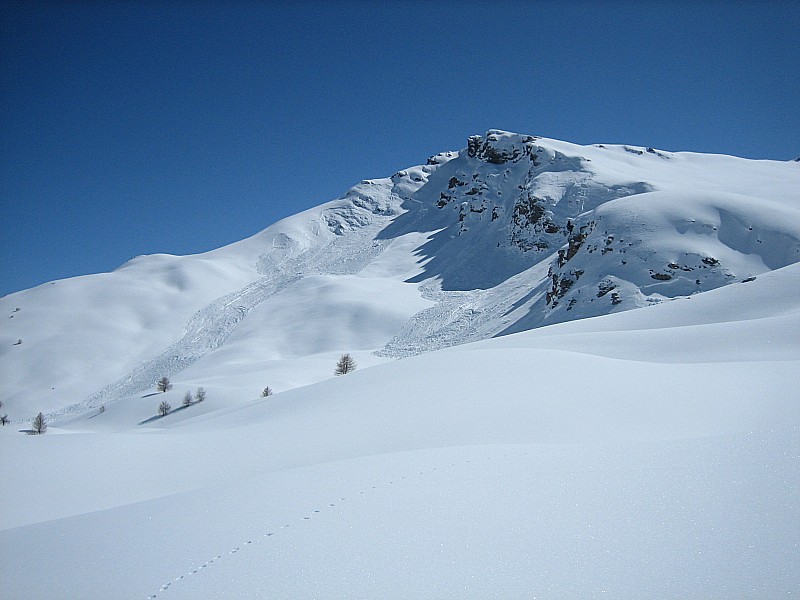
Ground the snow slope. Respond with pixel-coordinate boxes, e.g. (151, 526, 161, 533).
(1, 131, 798, 422)
(1, 263, 798, 598)
(1, 131, 799, 598)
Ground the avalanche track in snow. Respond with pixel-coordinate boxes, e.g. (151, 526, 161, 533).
(75, 205, 396, 417)
(4, 130, 799, 423)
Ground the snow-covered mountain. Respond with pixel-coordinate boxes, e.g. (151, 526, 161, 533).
(1, 131, 799, 599)
(2, 130, 798, 421)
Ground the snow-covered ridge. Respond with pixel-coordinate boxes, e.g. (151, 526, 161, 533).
(1, 131, 800, 600)
(1, 130, 798, 420)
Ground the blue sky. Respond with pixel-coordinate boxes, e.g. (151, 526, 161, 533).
(2, 0, 798, 296)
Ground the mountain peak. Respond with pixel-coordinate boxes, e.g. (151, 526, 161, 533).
(465, 129, 542, 164)
(2, 130, 799, 419)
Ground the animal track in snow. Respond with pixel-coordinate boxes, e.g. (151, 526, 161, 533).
(144, 448, 530, 599)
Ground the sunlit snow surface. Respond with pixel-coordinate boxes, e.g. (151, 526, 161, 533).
(1, 133, 799, 598)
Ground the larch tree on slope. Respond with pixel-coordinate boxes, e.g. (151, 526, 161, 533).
(157, 376, 173, 393)
(32, 412, 46, 434)
(335, 353, 357, 376)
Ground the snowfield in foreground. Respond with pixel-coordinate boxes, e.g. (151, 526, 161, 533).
(2, 263, 798, 599)
(1, 131, 799, 598)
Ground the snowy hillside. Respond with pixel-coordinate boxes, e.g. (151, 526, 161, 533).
(1, 262, 798, 598)
(1, 131, 799, 598)
(2, 130, 798, 422)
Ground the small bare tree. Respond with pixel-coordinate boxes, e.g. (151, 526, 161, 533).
(261, 387, 273, 397)
(183, 391, 193, 406)
(195, 387, 206, 402)
(157, 376, 173, 393)
(334, 353, 356, 376)
(32, 412, 47, 434)
(158, 400, 171, 417)
(0, 414, 8, 426)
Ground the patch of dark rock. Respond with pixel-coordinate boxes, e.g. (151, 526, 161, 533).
(448, 177, 466, 189)
(597, 280, 616, 298)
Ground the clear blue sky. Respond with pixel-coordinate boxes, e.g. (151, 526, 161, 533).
(2, 0, 798, 296)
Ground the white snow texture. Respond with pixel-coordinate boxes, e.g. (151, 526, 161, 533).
(1, 130, 799, 599)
